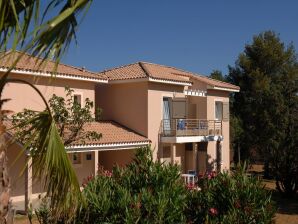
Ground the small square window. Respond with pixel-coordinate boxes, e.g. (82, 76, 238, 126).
(71, 152, 82, 164)
(86, 154, 92, 160)
(74, 94, 82, 106)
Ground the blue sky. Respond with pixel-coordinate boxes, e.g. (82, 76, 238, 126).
(62, 1, 298, 76)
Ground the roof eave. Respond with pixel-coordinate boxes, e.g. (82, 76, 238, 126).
(66, 141, 151, 152)
(109, 77, 192, 86)
(148, 77, 192, 86)
(207, 85, 240, 93)
(0, 67, 108, 83)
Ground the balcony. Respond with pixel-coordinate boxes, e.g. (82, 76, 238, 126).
(160, 119, 222, 143)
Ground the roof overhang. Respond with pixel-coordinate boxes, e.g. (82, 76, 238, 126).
(207, 85, 240, 92)
(66, 141, 150, 152)
(0, 68, 108, 83)
(109, 77, 192, 86)
(148, 77, 192, 86)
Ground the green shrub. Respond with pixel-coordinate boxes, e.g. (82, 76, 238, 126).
(75, 147, 276, 224)
(76, 147, 187, 223)
(186, 168, 276, 224)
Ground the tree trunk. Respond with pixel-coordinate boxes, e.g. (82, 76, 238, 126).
(0, 118, 11, 224)
(237, 143, 240, 165)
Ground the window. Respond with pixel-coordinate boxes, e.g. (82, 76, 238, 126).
(74, 94, 82, 106)
(215, 101, 223, 120)
(71, 152, 82, 165)
(86, 153, 92, 161)
(163, 98, 171, 135)
(171, 98, 187, 118)
(185, 143, 193, 151)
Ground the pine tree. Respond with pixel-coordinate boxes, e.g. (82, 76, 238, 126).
(228, 31, 298, 196)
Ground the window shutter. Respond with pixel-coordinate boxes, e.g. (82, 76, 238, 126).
(171, 98, 187, 118)
(222, 102, 229, 121)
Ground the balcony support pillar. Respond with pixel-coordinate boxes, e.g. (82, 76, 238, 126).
(170, 143, 176, 164)
(25, 156, 32, 212)
(192, 143, 198, 173)
(94, 150, 99, 175)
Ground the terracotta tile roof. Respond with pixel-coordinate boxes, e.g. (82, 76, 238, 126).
(70, 121, 150, 146)
(98, 62, 191, 84)
(0, 51, 107, 82)
(187, 73, 239, 91)
(98, 62, 240, 90)
(5, 120, 150, 147)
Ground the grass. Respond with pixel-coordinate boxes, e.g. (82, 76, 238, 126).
(248, 165, 298, 224)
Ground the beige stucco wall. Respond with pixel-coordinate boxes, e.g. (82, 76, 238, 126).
(95, 82, 148, 137)
(7, 142, 26, 197)
(98, 149, 135, 171)
(188, 96, 207, 119)
(160, 143, 185, 173)
(0, 72, 96, 115)
(147, 82, 185, 160)
(70, 152, 95, 186)
(207, 89, 230, 170)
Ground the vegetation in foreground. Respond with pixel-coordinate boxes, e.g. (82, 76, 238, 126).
(35, 147, 276, 224)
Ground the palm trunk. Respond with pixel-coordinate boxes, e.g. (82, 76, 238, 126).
(0, 117, 11, 224)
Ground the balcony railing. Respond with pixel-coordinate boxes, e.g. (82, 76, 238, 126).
(161, 119, 222, 137)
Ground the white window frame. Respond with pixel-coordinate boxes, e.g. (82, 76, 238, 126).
(73, 92, 83, 107)
(70, 152, 83, 167)
(214, 100, 223, 121)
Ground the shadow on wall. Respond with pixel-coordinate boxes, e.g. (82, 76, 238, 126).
(156, 135, 221, 174)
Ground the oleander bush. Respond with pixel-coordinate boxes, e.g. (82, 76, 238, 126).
(76, 147, 187, 223)
(74, 147, 276, 224)
(186, 167, 276, 224)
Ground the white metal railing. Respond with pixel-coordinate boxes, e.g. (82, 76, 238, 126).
(161, 119, 222, 137)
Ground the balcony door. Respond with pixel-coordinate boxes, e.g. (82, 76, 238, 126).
(163, 98, 171, 135)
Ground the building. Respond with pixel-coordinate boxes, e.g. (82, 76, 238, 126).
(0, 51, 239, 211)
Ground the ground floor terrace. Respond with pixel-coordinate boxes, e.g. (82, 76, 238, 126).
(8, 149, 139, 212)
(7, 121, 226, 213)
(6, 120, 150, 212)
(159, 140, 224, 176)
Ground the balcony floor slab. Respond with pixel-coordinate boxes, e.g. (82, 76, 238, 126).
(161, 135, 223, 143)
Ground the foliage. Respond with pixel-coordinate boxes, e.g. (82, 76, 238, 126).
(186, 168, 276, 224)
(0, 1, 93, 222)
(35, 198, 54, 224)
(12, 87, 101, 146)
(227, 31, 298, 196)
(1, 79, 82, 221)
(208, 70, 244, 163)
(74, 147, 276, 224)
(208, 70, 227, 82)
(0, 0, 93, 63)
(76, 147, 187, 224)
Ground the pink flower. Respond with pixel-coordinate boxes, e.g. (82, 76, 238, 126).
(209, 207, 218, 216)
(103, 170, 113, 177)
(211, 171, 217, 178)
(234, 200, 241, 209)
(82, 174, 94, 187)
(186, 183, 195, 190)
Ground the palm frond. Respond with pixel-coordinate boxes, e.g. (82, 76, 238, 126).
(28, 111, 82, 219)
(6, 78, 82, 220)
(0, 0, 92, 65)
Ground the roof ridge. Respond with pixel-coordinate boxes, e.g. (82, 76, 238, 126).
(138, 62, 151, 78)
(140, 61, 239, 89)
(98, 62, 141, 74)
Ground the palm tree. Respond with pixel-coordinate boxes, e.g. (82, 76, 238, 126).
(0, 1, 93, 223)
